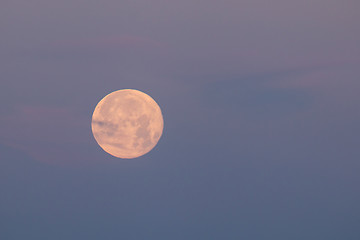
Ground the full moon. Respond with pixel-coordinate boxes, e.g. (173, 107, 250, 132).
(91, 89, 164, 159)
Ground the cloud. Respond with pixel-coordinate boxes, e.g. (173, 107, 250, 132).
(53, 35, 164, 49)
(0, 105, 97, 165)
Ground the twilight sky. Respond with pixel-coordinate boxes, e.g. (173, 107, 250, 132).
(1, 0, 360, 239)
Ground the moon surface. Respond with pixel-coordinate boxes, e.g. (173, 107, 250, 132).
(91, 89, 164, 159)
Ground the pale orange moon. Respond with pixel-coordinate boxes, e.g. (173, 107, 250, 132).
(91, 89, 164, 159)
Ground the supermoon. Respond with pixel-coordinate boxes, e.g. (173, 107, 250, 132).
(91, 89, 164, 159)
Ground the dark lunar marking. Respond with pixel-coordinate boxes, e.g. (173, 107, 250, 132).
(109, 142, 126, 149)
(133, 141, 139, 148)
(103, 129, 115, 137)
(142, 139, 152, 149)
(136, 127, 150, 141)
(153, 131, 160, 140)
(93, 120, 118, 130)
(130, 119, 136, 127)
(137, 114, 150, 127)
(135, 115, 151, 147)
(119, 119, 127, 128)
(93, 120, 105, 126)
(136, 117, 150, 136)
(93, 120, 119, 136)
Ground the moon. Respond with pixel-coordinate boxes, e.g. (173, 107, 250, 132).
(91, 89, 164, 159)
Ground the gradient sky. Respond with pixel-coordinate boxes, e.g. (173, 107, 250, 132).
(1, 1, 360, 239)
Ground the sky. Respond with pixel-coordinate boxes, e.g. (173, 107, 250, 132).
(1, 0, 360, 239)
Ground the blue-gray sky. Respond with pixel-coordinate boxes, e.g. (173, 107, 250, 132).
(1, 0, 360, 239)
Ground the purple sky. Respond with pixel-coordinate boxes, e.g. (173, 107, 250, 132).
(1, 0, 360, 239)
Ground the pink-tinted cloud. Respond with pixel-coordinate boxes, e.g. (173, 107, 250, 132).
(53, 35, 165, 50)
(0, 105, 96, 165)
